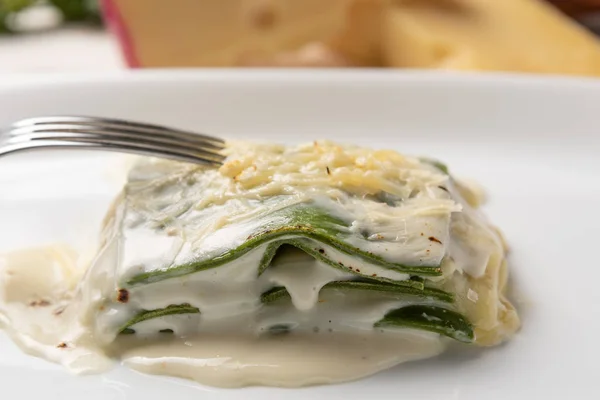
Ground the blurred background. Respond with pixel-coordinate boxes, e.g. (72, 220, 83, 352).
(1, 0, 600, 75)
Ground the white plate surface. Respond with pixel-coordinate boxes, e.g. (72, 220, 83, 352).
(1, 71, 599, 400)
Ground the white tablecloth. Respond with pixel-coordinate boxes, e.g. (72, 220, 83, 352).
(0, 27, 123, 74)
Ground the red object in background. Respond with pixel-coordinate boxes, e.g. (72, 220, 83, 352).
(100, 0, 140, 68)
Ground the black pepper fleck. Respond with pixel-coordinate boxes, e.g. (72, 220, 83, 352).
(117, 288, 129, 303)
(428, 236, 443, 244)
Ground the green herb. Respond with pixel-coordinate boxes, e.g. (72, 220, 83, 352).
(268, 324, 291, 335)
(49, 0, 100, 22)
(0, 0, 101, 34)
(259, 239, 427, 288)
(375, 305, 474, 343)
(260, 280, 453, 304)
(260, 287, 470, 342)
(119, 303, 200, 333)
(420, 157, 450, 175)
(127, 205, 442, 286)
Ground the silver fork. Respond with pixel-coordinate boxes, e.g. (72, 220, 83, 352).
(1, 116, 226, 166)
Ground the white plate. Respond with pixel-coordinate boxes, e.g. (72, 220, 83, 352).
(1, 71, 599, 400)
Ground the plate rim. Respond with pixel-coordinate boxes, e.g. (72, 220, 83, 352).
(2, 68, 600, 90)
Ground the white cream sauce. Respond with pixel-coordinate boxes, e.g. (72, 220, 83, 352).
(117, 331, 445, 388)
(0, 245, 447, 388)
(261, 246, 355, 310)
(0, 246, 112, 373)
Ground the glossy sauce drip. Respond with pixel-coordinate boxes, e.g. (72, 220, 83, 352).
(120, 331, 444, 387)
(117, 331, 445, 388)
(0, 246, 446, 388)
(0, 246, 112, 373)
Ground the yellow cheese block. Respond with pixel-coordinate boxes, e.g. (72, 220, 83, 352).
(114, 0, 365, 67)
(382, 0, 600, 75)
(112, 0, 600, 75)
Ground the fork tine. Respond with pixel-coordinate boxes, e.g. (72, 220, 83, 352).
(1, 140, 222, 166)
(4, 116, 228, 166)
(9, 132, 226, 164)
(12, 116, 225, 147)
(10, 125, 224, 154)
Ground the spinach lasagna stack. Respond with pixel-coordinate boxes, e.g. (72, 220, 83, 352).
(85, 140, 519, 348)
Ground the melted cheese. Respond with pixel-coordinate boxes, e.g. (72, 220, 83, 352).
(219, 140, 447, 198)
